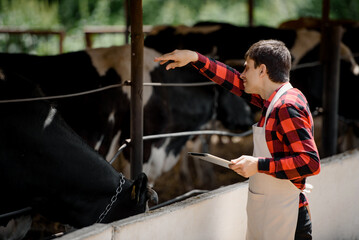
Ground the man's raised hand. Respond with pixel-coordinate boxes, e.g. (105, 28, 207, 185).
(154, 49, 198, 70)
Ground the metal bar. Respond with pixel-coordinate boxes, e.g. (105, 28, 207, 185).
(0, 83, 125, 104)
(320, 0, 342, 157)
(141, 129, 253, 141)
(321, 25, 342, 157)
(109, 129, 253, 165)
(130, 0, 144, 179)
(143, 82, 216, 87)
(0, 207, 32, 219)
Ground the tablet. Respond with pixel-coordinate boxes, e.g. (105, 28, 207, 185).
(188, 152, 230, 169)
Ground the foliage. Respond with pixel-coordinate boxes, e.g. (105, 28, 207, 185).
(0, 0, 358, 54)
(298, 0, 359, 20)
(0, 0, 60, 27)
(0, 0, 62, 54)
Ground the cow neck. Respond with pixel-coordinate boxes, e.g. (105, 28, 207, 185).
(96, 173, 126, 223)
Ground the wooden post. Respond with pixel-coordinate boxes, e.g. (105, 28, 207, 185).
(59, 31, 65, 53)
(248, 0, 254, 27)
(130, 0, 144, 179)
(320, 0, 342, 157)
(125, 0, 130, 44)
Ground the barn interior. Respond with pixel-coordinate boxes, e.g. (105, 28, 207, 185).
(1, 0, 359, 239)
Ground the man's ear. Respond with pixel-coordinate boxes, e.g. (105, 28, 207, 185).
(259, 64, 266, 76)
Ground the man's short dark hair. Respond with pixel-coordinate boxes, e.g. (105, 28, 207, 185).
(244, 39, 291, 83)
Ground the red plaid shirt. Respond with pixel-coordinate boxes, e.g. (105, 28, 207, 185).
(192, 53, 320, 207)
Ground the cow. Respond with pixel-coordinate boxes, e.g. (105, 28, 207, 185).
(278, 17, 359, 31)
(0, 44, 254, 186)
(0, 67, 158, 239)
(278, 17, 359, 76)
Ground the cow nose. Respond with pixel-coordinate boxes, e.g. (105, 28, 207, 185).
(147, 187, 159, 205)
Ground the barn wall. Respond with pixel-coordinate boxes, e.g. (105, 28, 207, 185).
(307, 149, 359, 239)
(59, 149, 359, 240)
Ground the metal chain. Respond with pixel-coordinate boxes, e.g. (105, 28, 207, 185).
(96, 173, 126, 223)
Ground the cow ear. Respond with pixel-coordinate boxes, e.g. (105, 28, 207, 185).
(130, 173, 148, 204)
(130, 185, 137, 201)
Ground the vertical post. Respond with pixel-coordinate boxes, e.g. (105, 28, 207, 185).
(85, 32, 92, 49)
(125, 0, 130, 44)
(320, 0, 342, 157)
(248, 0, 254, 27)
(130, 0, 144, 179)
(321, 25, 342, 157)
(59, 31, 65, 53)
(322, 0, 330, 24)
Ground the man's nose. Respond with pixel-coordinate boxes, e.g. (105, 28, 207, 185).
(240, 72, 245, 79)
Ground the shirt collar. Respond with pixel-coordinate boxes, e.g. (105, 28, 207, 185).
(263, 83, 289, 108)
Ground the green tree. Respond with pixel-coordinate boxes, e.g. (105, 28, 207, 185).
(0, 0, 358, 54)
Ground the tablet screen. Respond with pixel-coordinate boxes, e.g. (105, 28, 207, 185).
(188, 152, 230, 169)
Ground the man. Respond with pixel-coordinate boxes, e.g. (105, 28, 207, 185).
(154, 40, 320, 240)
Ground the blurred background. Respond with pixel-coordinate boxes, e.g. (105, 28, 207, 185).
(0, 0, 358, 55)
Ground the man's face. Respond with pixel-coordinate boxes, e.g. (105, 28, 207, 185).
(240, 58, 263, 94)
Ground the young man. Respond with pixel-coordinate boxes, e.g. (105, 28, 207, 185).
(154, 40, 320, 240)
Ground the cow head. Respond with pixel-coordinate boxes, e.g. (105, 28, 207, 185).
(102, 173, 158, 224)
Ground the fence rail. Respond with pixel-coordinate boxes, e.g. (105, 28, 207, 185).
(0, 28, 65, 53)
(83, 25, 153, 48)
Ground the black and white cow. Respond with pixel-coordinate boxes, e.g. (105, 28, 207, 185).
(0, 67, 158, 239)
(0, 45, 254, 185)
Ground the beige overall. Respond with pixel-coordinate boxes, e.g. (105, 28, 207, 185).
(246, 83, 301, 240)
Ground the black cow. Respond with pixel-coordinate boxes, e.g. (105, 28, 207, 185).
(0, 68, 157, 239)
(0, 45, 254, 186)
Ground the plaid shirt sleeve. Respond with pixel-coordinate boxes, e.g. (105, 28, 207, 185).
(258, 91, 321, 181)
(191, 52, 264, 108)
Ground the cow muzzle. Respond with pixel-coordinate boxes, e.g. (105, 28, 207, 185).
(147, 187, 158, 205)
